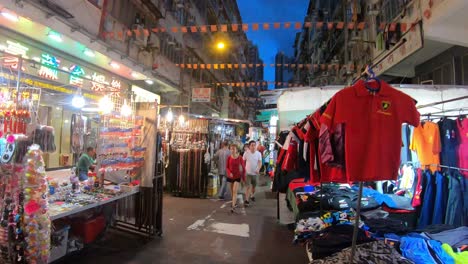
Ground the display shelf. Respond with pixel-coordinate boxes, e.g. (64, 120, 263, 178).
(49, 189, 139, 220)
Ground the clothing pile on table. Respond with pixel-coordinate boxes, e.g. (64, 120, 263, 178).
(297, 209, 468, 263)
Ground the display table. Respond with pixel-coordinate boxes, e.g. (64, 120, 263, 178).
(49, 189, 140, 220)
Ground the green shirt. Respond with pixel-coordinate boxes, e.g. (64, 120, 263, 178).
(77, 153, 95, 172)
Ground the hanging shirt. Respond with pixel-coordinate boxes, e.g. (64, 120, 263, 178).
(438, 118, 459, 167)
(320, 80, 420, 182)
(410, 121, 441, 172)
(401, 124, 412, 163)
(457, 118, 468, 175)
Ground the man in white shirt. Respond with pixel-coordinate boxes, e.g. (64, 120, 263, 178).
(243, 140, 262, 206)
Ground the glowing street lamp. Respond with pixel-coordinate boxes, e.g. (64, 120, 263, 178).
(216, 41, 225, 50)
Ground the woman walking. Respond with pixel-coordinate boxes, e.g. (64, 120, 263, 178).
(226, 144, 246, 213)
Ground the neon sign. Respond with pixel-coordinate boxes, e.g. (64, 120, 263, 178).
(0, 40, 29, 71)
(69, 65, 85, 87)
(90, 73, 121, 95)
(38, 53, 60, 80)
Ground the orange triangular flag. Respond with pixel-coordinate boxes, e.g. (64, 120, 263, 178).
(190, 26, 198, 32)
(234, 64, 239, 69)
(228, 64, 232, 69)
(336, 22, 344, 29)
(306, 64, 311, 69)
(143, 29, 150, 36)
(316, 21, 323, 29)
(291, 64, 296, 68)
(210, 25, 217, 32)
(117, 31, 123, 40)
(214, 64, 218, 69)
(175, 64, 179, 67)
(294, 22, 302, 29)
(274, 22, 280, 29)
(252, 23, 259, 30)
(321, 64, 326, 70)
(263, 23, 270, 30)
(160, 28, 166, 32)
(200, 26, 207, 32)
(242, 64, 247, 69)
(220, 64, 225, 69)
(304, 22, 312, 28)
(133, 29, 141, 36)
(171, 27, 178, 33)
(348, 22, 355, 30)
(242, 24, 249, 31)
(193, 64, 198, 69)
(284, 22, 291, 29)
(151, 28, 159, 33)
(231, 24, 239, 31)
(206, 64, 211, 69)
(299, 64, 304, 68)
(187, 64, 192, 69)
(256, 64, 261, 67)
(221, 24, 228, 32)
(389, 23, 397, 31)
(200, 64, 205, 69)
(180, 64, 185, 68)
(328, 22, 334, 30)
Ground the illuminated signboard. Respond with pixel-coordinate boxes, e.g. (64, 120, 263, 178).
(91, 73, 121, 95)
(0, 40, 29, 70)
(38, 53, 60, 80)
(69, 65, 85, 87)
(0, 37, 128, 93)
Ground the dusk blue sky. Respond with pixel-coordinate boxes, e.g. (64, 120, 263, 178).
(237, 0, 310, 86)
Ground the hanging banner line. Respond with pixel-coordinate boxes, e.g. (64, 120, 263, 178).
(194, 81, 308, 88)
(102, 21, 419, 39)
(175, 63, 364, 70)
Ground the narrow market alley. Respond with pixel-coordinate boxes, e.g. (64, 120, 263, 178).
(60, 183, 307, 264)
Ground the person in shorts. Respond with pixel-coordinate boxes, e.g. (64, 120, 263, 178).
(226, 144, 246, 213)
(243, 140, 262, 206)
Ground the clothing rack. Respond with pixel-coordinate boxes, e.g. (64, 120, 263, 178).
(417, 95, 468, 109)
(428, 164, 468, 172)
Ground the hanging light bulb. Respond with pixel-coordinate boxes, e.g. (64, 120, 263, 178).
(99, 95, 114, 114)
(121, 99, 132, 117)
(178, 114, 185, 125)
(71, 88, 85, 109)
(166, 108, 173, 122)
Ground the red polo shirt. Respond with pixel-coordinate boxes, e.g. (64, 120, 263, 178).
(320, 80, 420, 182)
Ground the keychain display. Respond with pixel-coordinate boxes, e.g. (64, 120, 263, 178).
(22, 145, 50, 264)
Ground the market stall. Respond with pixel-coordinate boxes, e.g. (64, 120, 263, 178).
(0, 49, 162, 264)
(159, 111, 250, 198)
(272, 77, 468, 262)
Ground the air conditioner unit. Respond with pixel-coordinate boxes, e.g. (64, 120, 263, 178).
(167, 37, 176, 46)
(367, 4, 380, 16)
(131, 24, 147, 47)
(148, 33, 160, 49)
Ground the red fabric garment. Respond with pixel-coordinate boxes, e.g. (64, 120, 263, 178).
(226, 155, 246, 181)
(411, 168, 423, 207)
(306, 111, 322, 184)
(320, 80, 420, 182)
(457, 118, 468, 176)
(288, 178, 308, 192)
(281, 139, 298, 171)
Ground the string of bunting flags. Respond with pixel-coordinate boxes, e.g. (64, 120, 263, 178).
(176, 62, 363, 71)
(200, 81, 307, 88)
(102, 21, 418, 39)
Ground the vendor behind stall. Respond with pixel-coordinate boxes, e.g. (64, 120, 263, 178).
(77, 147, 96, 181)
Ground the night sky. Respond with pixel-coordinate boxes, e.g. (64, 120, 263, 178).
(237, 0, 310, 87)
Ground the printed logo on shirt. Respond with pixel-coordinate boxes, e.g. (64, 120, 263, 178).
(377, 100, 392, 116)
